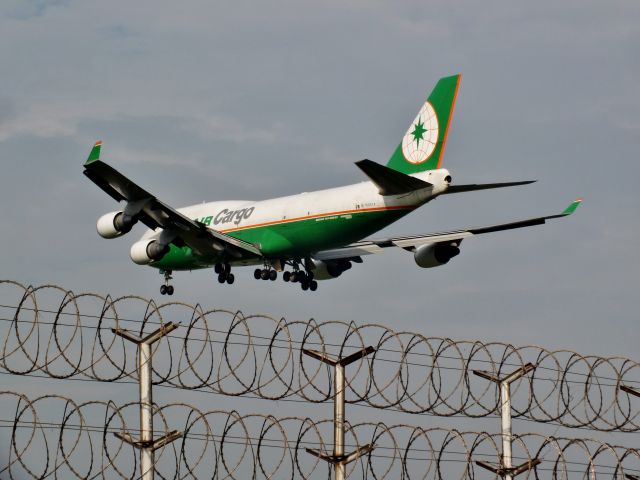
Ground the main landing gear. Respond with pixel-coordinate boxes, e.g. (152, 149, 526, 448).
(215, 262, 234, 284)
(159, 270, 174, 296)
(281, 261, 318, 292)
(283, 268, 318, 292)
(254, 266, 277, 281)
(253, 261, 318, 292)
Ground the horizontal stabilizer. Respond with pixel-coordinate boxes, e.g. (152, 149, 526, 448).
(442, 180, 536, 194)
(356, 159, 432, 196)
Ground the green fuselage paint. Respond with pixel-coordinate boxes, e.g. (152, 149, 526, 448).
(148, 169, 452, 271)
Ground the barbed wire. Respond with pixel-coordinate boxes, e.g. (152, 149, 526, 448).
(1, 391, 639, 479)
(1, 281, 639, 432)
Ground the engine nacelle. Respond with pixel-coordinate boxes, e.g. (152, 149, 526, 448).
(96, 211, 138, 239)
(414, 242, 460, 268)
(130, 239, 170, 265)
(311, 258, 353, 280)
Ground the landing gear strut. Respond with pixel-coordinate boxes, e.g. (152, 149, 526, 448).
(159, 270, 174, 296)
(254, 262, 278, 282)
(251, 259, 318, 292)
(281, 260, 318, 292)
(215, 262, 234, 285)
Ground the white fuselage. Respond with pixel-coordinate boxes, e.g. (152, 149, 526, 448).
(142, 169, 451, 240)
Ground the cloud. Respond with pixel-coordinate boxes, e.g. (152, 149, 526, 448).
(0, 106, 78, 142)
(0, 0, 70, 20)
(0, 0, 638, 430)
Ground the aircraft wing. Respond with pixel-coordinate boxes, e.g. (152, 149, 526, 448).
(83, 141, 261, 258)
(314, 199, 582, 261)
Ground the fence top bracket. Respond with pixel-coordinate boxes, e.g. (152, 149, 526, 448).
(621, 384, 640, 398)
(111, 322, 180, 345)
(302, 346, 375, 367)
(114, 430, 182, 451)
(473, 363, 536, 385)
(476, 458, 541, 477)
(306, 444, 375, 465)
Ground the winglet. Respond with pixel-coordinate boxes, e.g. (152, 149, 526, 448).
(85, 141, 102, 166)
(561, 197, 583, 216)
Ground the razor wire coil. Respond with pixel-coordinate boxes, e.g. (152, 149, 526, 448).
(1, 281, 639, 433)
(1, 391, 639, 479)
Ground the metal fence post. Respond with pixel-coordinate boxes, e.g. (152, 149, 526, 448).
(303, 346, 376, 480)
(620, 384, 639, 480)
(473, 363, 540, 479)
(112, 322, 183, 480)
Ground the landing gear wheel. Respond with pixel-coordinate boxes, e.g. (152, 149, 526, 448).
(269, 270, 277, 281)
(309, 280, 318, 292)
(290, 272, 298, 283)
(254, 268, 261, 280)
(217, 273, 226, 283)
(260, 269, 269, 280)
(166, 285, 174, 296)
(283, 271, 291, 282)
(160, 270, 174, 295)
(214, 263, 223, 274)
(301, 281, 309, 291)
(226, 273, 235, 284)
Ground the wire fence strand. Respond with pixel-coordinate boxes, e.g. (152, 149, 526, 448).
(1, 280, 638, 433)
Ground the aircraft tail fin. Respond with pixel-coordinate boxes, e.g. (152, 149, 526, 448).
(386, 75, 461, 174)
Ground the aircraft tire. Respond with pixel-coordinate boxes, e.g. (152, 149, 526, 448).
(160, 285, 167, 295)
(290, 272, 298, 283)
(269, 270, 277, 281)
(283, 271, 291, 282)
(166, 285, 174, 295)
(309, 280, 317, 291)
(214, 263, 223, 274)
(226, 273, 235, 285)
(254, 268, 261, 280)
(261, 269, 269, 280)
(217, 273, 226, 284)
(301, 281, 309, 291)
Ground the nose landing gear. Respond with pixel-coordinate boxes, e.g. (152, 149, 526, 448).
(159, 270, 174, 296)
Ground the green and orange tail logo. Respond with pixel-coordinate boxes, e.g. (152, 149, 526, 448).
(386, 74, 461, 174)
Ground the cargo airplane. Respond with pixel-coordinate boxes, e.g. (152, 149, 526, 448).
(84, 75, 581, 294)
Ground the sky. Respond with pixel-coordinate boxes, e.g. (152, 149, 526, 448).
(0, 0, 639, 474)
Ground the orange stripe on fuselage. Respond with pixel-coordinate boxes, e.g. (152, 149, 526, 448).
(437, 74, 461, 169)
(219, 205, 416, 233)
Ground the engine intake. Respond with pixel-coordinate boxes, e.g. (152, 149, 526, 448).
(311, 258, 353, 280)
(414, 242, 460, 268)
(96, 211, 138, 239)
(130, 239, 170, 265)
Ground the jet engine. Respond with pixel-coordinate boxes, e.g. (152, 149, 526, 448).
(311, 258, 354, 280)
(130, 239, 170, 265)
(414, 242, 460, 268)
(96, 211, 138, 239)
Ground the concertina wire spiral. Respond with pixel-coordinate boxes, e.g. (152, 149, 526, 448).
(1, 281, 638, 432)
(1, 391, 639, 479)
